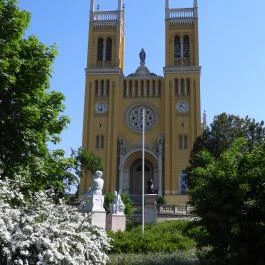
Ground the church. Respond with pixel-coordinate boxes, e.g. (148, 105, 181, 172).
(80, 0, 202, 203)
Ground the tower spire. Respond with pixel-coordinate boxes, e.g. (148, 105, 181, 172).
(165, 0, 169, 19)
(118, 0, 123, 10)
(90, 0, 94, 12)
(194, 0, 198, 18)
(166, 0, 169, 9)
(202, 110, 207, 131)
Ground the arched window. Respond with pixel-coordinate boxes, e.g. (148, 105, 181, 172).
(175, 79, 179, 96)
(152, 80, 156, 95)
(183, 35, 190, 60)
(95, 80, 99, 97)
(174, 35, 181, 63)
(106, 38, 112, 62)
(141, 80, 144, 96)
(181, 79, 185, 95)
(129, 80, 133, 96)
(186, 78, 190, 95)
(123, 80, 127, 97)
(97, 38, 104, 62)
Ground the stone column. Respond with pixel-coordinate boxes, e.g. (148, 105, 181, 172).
(157, 137, 163, 196)
(124, 169, 129, 193)
(118, 138, 126, 193)
(181, 38, 184, 64)
(119, 167, 124, 194)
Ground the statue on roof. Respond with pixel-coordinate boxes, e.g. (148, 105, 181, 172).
(139, 48, 146, 66)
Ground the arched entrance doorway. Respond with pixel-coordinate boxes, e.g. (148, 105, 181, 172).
(118, 138, 163, 196)
(129, 159, 154, 194)
(119, 148, 162, 196)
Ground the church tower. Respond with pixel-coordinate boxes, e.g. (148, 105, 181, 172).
(163, 0, 201, 197)
(81, 0, 202, 203)
(81, 0, 125, 194)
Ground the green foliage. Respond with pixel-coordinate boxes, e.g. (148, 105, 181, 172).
(0, 0, 76, 195)
(104, 192, 115, 214)
(108, 250, 198, 265)
(120, 193, 133, 216)
(188, 113, 265, 171)
(71, 147, 103, 176)
(156, 196, 167, 205)
(108, 221, 196, 254)
(189, 138, 265, 265)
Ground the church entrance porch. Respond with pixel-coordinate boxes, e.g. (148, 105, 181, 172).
(129, 159, 154, 195)
(118, 144, 163, 197)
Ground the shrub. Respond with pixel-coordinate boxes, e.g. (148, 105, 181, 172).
(108, 250, 199, 265)
(108, 221, 196, 254)
(156, 196, 167, 205)
(0, 177, 110, 264)
(189, 139, 265, 265)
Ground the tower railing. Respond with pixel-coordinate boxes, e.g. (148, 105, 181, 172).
(167, 8, 194, 20)
(93, 10, 119, 21)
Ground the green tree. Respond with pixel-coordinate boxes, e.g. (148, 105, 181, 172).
(71, 147, 103, 177)
(70, 147, 103, 196)
(189, 138, 265, 265)
(0, 0, 71, 192)
(188, 113, 265, 171)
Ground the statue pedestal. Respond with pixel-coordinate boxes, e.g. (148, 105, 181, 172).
(106, 214, 126, 232)
(80, 195, 106, 229)
(91, 211, 107, 229)
(144, 194, 158, 224)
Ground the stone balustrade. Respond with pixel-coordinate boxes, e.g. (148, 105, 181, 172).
(93, 11, 119, 21)
(167, 8, 194, 19)
(157, 204, 193, 216)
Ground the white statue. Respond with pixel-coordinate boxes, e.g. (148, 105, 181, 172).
(86, 170, 104, 196)
(110, 191, 125, 215)
(79, 170, 105, 212)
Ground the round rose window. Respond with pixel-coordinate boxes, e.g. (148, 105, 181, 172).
(126, 104, 157, 132)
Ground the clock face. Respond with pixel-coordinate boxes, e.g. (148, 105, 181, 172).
(95, 102, 107, 114)
(176, 101, 189, 113)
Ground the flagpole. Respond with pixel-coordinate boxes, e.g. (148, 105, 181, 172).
(142, 107, 145, 234)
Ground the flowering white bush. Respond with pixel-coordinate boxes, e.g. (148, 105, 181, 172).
(0, 178, 110, 265)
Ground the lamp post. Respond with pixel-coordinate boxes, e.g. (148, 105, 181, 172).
(142, 107, 145, 234)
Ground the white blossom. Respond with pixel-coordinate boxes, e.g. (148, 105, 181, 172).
(0, 178, 110, 265)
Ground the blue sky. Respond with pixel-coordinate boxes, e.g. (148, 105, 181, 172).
(18, 0, 265, 154)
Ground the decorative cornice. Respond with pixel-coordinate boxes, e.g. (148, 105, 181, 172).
(85, 67, 124, 76)
(163, 66, 201, 75)
(92, 22, 117, 30)
(124, 75, 163, 80)
(168, 20, 194, 27)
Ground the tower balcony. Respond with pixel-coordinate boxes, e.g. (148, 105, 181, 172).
(166, 7, 197, 21)
(91, 10, 125, 30)
(92, 10, 123, 22)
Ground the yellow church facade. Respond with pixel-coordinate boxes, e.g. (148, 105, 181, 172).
(80, 0, 202, 203)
